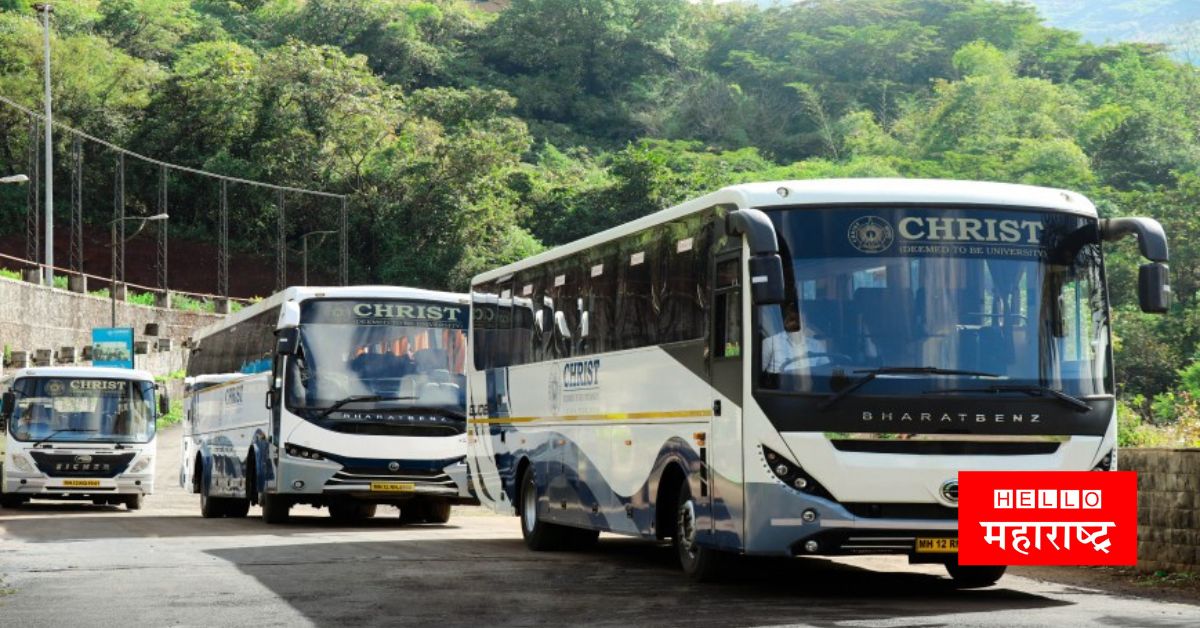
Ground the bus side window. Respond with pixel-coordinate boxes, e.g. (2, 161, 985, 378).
(714, 258, 741, 359)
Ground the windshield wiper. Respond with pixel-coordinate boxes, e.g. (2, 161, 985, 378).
(819, 367, 999, 412)
(33, 428, 98, 448)
(317, 395, 418, 420)
(923, 385, 1092, 412)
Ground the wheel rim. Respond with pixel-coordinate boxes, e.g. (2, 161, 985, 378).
(677, 498, 698, 563)
(522, 479, 537, 534)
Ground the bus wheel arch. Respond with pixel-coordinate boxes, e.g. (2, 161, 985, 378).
(512, 456, 532, 513)
(655, 461, 687, 541)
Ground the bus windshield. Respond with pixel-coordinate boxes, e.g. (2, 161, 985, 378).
(758, 207, 1111, 398)
(287, 299, 469, 416)
(8, 377, 156, 443)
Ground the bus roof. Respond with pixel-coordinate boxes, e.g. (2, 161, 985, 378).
(471, 178, 1098, 285)
(190, 285, 469, 342)
(8, 366, 156, 383)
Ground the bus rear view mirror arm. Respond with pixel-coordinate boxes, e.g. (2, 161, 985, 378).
(1102, 217, 1168, 262)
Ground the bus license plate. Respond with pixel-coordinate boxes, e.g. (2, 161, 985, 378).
(915, 537, 958, 553)
(370, 481, 415, 493)
(61, 479, 101, 488)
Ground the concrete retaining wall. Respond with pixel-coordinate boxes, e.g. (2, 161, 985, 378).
(0, 275, 221, 387)
(1121, 448, 1200, 573)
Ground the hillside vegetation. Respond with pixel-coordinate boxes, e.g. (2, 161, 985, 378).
(0, 0, 1199, 438)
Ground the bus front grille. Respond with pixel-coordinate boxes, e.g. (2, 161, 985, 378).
(29, 452, 135, 478)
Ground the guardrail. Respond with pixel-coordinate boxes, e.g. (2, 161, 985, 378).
(0, 251, 253, 314)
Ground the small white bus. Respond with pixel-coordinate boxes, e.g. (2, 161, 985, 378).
(181, 286, 474, 524)
(466, 179, 1170, 586)
(1, 367, 165, 510)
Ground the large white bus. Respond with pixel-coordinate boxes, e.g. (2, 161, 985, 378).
(1, 367, 166, 510)
(181, 286, 474, 524)
(466, 179, 1170, 585)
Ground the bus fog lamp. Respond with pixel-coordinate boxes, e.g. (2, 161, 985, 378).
(801, 509, 817, 523)
(793, 477, 808, 489)
(292, 480, 305, 490)
(803, 540, 819, 553)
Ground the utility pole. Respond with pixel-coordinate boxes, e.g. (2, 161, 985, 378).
(35, 3, 54, 287)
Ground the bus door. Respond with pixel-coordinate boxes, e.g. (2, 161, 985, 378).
(707, 252, 745, 547)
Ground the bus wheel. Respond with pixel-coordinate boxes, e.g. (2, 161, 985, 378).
(674, 477, 726, 582)
(124, 495, 144, 511)
(946, 563, 1006, 588)
(519, 465, 568, 551)
(399, 500, 425, 524)
(199, 474, 225, 518)
(261, 493, 291, 524)
(225, 498, 250, 518)
(424, 501, 451, 524)
(330, 502, 375, 523)
(1, 494, 26, 509)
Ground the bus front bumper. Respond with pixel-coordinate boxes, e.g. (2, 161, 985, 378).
(277, 455, 476, 504)
(4, 473, 154, 498)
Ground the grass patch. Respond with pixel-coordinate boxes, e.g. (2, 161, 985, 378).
(156, 399, 185, 430)
(127, 291, 156, 307)
(0, 268, 20, 281)
(173, 294, 216, 313)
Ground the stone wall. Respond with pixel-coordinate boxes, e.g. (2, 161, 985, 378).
(0, 275, 221, 390)
(1121, 448, 1200, 573)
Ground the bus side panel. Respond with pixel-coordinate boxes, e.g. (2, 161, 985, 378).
(189, 375, 269, 499)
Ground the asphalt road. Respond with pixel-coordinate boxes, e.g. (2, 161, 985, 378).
(2, 427, 1199, 628)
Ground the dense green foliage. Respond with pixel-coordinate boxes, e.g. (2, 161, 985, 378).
(2, 0, 1200, 430)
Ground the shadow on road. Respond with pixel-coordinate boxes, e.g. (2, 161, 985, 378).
(205, 536, 1070, 628)
(0, 503, 460, 541)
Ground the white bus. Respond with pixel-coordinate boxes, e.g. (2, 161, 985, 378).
(180, 286, 474, 524)
(466, 179, 1170, 585)
(1, 367, 166, 510)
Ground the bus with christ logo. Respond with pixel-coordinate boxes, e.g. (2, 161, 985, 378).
(466, 179, 1170, 586)
(1, 367, 166, 510)
(181, 286, 473, 524)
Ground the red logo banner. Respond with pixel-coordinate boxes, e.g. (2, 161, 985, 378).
(958, 471, 1137, 566)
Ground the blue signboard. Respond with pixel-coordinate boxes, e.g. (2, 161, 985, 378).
(92, 327, 135, 369)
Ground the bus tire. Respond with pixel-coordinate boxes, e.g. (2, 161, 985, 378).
(519, 465, 569, 551)
(424, 501, 451, 524)
(398, 500, 425, 524)
(673, 476, 726, 582)
(225, 498, 250, 518)
(124, 494, 144, 511)
(199, 472, 226, 518)
(1, 494, 26, 509)
(330, 502, 375, 523)
(261, 493, 290, 524)
(946, 563, 1006, 588)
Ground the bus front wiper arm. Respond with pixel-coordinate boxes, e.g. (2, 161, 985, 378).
(819, 367, 999, 412)
(317, 395, 418, 420)
(923, 385, 1092, 413)
(33, 428, 98, 448)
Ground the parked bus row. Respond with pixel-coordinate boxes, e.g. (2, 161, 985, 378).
(0, 178, 1172, 587)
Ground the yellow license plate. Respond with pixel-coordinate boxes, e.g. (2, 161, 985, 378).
(61, 479, 101, 488)
(370, 481, 415, 493)
(915, 537, 958, 553)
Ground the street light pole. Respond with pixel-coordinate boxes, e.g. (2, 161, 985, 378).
(298, 230, 335, 286)
(35, 3, 53, 287)
(109, 213, 168, 327)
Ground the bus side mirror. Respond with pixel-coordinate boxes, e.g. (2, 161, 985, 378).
(158, 392, 171, 417)
(276, 328, 300, 355)
(2, 391, 15, 421)
(749, 254, 786, 305)
(1138, 263, 1171, 313)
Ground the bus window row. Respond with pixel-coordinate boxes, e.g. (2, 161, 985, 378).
(473, 215, 718, 370)
(187, 306, 281, 378)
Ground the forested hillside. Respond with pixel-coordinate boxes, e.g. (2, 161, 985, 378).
(1, 0, 1199, 436)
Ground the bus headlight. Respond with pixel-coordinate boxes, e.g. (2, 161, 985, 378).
(11, 454, 34, 473)
(762, 445, 833, 500)
(130, 456, 153, 474)
(284, 444, 326, 461)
